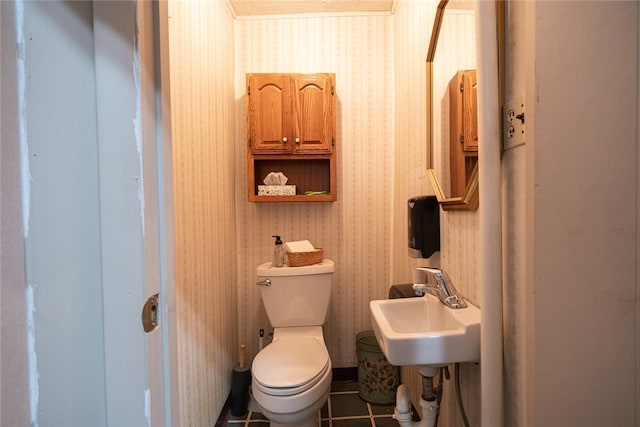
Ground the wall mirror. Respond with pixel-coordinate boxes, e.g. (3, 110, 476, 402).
(426, 0, 479, 211)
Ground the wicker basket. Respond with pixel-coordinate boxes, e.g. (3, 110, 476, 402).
(286, 248, 324, 267)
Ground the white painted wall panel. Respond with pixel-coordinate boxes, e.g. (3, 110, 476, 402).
(532, 2, 638, 425)
(1, 1, 30, 425)
(23, 2, 107, 425)
(504, 1, 640, 425)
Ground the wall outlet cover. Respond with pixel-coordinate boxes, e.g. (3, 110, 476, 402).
(503, 95, 525, 150)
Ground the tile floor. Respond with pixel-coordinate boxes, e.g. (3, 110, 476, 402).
(225, 381, 400, 427)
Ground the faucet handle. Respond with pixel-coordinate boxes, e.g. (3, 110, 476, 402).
(412, 283, 427, 296)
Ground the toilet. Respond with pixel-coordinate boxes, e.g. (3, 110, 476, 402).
(251, 259, 334, 427)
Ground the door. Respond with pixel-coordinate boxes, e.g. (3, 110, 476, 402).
(22, 2, 176, 426)
(92, 1, 177, 425)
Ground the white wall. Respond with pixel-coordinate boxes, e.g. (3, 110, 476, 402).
(504, 1, 640, 425)
(501, 1, 529, 423)
(1, 1, 30, 425)
(22, 2, 108, 425)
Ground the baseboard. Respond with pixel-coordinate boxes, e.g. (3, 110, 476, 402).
(331, 366, 358, 382)
(214, 393, 232, 427)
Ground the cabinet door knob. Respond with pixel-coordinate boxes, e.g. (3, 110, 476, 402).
(295, 138, 300, 144)
(282, 137, 288, 143)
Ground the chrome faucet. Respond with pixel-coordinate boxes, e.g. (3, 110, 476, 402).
(412, 267, 467, 309)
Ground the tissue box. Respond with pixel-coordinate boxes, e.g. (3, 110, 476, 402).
(258, 185, 296, 196)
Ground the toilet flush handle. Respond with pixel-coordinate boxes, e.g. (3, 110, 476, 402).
(256, 279, 271, 287)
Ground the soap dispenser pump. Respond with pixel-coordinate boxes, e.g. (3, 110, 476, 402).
(272, 235, 284, 267)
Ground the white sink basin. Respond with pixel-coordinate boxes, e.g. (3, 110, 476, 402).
(369, 295, 480, 368)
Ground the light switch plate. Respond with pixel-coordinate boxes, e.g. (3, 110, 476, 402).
(503, 95, 525, 150)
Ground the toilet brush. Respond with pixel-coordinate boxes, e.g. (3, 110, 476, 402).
(231, 344, 251, 417)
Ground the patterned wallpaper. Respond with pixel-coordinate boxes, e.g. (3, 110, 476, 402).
(234, 13, 395, 367)
(391, 1, 480, 425)
(168, 0, 480, 425)
(168, 1, 237, 426)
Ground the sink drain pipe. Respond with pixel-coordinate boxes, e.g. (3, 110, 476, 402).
(393, 384, 438, 427)
(393, 369, 441, 427)
(394, 365, 472, 427)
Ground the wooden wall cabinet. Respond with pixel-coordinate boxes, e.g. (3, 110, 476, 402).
(246, 73, 337, 202)
(448, 69, 478, 198)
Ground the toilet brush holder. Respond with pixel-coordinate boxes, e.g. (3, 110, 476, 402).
(231, 344, 251, 417)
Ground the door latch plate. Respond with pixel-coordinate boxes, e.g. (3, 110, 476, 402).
(142, 293, 159, 333)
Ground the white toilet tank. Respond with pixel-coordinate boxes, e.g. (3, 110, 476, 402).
(256, 259, 334, 328)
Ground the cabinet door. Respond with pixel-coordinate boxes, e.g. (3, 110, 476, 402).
(449, 70, 478, 198)
(247, 74, 293, 154)
(449, 71, 466, 197)
(292, 74, 334, 154)
(462, 70, 478, 152)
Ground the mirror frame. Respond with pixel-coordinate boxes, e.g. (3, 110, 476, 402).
(426, 0, 505, 211)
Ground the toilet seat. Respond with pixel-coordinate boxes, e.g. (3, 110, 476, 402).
(252, 336, 330, 397)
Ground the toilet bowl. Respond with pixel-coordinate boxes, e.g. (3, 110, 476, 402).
(252, 327, 332, 427)
(251, 260, 334, 426)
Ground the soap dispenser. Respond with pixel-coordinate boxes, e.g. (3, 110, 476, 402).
(272, 235, 284, 267)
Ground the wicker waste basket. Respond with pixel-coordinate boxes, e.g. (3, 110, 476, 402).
(356, 330, 399, 405)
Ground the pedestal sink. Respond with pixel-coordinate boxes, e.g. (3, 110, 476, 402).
(369, 295, 480, 370)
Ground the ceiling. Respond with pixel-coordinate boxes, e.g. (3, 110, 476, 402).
(228, 0, 395, 16)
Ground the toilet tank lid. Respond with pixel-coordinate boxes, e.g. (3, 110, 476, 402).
(257, 259, 334, 276)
